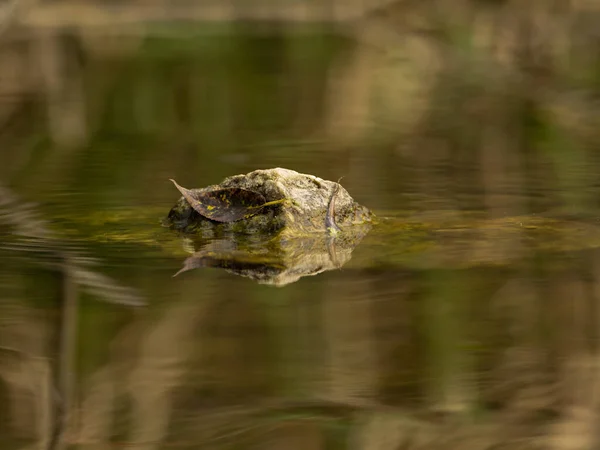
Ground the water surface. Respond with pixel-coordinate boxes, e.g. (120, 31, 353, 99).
(1, 27, 599, 450)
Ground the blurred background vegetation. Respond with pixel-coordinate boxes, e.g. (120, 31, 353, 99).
(0, 0, 596, 214)
(1, 0, 600, 449)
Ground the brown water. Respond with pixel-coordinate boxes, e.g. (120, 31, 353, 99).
(1, 28, 600, 450)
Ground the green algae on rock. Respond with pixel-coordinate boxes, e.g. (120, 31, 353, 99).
(165, 168, 374, 236)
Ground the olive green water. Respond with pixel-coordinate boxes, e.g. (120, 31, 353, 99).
(1, 26, 600, 450)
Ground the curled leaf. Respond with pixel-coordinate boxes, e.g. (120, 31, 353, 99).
(169, 179, 284, 223)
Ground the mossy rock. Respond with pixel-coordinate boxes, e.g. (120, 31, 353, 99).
(165, 168, 374, 237)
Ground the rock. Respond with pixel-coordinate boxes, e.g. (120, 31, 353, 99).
(165, 168, 374, 236)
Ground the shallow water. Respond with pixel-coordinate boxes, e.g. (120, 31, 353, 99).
(1, 31, 600, 450)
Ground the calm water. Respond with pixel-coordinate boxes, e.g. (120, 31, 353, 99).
(1, 29, 600, 450)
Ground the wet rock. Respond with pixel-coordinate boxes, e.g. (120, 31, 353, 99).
(165, 168, 374, 236)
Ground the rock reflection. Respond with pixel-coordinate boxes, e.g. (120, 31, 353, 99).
(174, 224, 371, 286)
